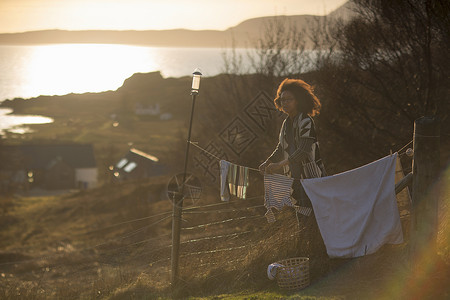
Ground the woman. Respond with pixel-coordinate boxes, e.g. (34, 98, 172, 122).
(259, 78, 327, 258)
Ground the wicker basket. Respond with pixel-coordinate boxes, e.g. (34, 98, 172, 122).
(276, 257, 310, 290)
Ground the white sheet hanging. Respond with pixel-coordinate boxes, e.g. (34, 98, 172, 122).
(301, 153, 403, 258)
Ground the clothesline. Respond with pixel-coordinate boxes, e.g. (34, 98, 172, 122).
(396, 140, 413, 154)
(190, 139, 414, 174)
(189, 141, 260, 172)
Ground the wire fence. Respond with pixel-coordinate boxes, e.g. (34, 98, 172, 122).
(0, 191, 279, 298)
(0, 140, 416, 298)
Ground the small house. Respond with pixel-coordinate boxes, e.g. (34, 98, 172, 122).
(112, 148, 166, 181)
(1, 143, 98, 190)
(135, 103, 160, 116)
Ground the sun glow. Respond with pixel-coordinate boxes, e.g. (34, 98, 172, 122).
(24, 44, 160, 96)
(0, 44, 243, 101)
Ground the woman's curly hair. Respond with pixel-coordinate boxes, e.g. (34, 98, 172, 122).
(274, 78, 321, 116)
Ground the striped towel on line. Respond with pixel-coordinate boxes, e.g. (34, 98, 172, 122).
(220, 160, 249, 201)
(264, 174, 311, 223)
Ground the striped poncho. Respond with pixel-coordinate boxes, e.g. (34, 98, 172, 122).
(268, 112, 326, 180)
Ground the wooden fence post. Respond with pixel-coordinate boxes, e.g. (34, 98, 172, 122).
(410, 116, 440, 264)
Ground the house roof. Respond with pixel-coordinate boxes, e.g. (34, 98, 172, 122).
(129, 148, 159, 162)
(3, 144, 97, 169)
(114, 148, 165, 177)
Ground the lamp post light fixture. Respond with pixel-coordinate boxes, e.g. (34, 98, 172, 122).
(191, 68, 202, 94)
(171, 68, 202, 287)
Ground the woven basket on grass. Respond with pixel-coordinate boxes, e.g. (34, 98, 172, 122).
(276, 257, 310, 290)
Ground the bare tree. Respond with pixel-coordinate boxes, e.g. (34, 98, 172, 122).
(314, 0, 449, 165)
(219, 16, 311, 98)
(247, 16, 309, 78)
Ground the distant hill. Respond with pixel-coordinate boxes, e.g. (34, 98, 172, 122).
(0, 2, 355, 48)
(224, 1, 355, 39)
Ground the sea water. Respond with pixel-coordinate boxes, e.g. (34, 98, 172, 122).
(0, 44, 247, 102)
(0, 44, 246, 133)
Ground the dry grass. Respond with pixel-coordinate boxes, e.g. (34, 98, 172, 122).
(0, 168, 449, 300)
(0, 177, 174, 299)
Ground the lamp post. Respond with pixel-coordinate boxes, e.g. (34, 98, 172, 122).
(171, 69, 202, 287)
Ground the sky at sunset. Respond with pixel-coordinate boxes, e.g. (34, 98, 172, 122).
(0, 0, 348, 33)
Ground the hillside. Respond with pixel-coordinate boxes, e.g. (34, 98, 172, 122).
(0, 71, 192, 181)
(0, 70, 448, 298)
(0, 2, 355, 48)
(0, 65, 448, 300)
(0, 168, 448, 299)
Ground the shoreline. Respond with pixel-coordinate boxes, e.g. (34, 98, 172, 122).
(0, 107, 54, 135)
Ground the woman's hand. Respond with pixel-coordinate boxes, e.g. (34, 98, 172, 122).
(265, 159, 289, 174)
(265, 162, 280, 174)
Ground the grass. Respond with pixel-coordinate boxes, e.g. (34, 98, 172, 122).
(0, 178, 174, 299)
(0, 168, 449, 299)
(1, 187, 446, 299)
